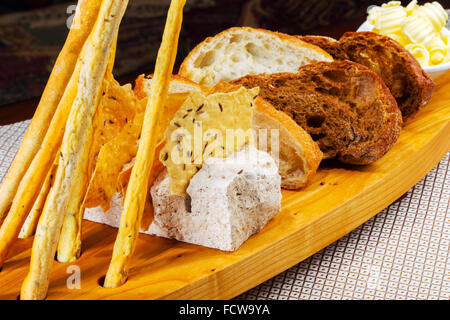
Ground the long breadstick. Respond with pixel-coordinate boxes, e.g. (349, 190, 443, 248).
(56, 38, 118, 263)
(0, 61, 80, 268)
(0, 0, 104, 267)
(0, 0, 102, 222)
(0, 1, 120, 267)
(20, 0, 129, 300)
(104, 0, 186, 288)
(18, 162, 57, 239)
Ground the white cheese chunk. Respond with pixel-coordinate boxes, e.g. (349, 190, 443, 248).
(84, 146, 281, 251)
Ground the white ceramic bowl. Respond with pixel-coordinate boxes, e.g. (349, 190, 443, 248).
(356, 21, 450, 80)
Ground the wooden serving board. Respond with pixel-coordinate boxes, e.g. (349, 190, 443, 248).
(0, 73, 449, 300)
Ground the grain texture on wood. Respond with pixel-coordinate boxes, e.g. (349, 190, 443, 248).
(0, 72, 449, 300)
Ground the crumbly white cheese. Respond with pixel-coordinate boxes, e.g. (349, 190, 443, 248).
(84, 146, 281, 251)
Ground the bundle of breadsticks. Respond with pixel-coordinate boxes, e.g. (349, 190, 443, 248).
(0, 0, 186, 299)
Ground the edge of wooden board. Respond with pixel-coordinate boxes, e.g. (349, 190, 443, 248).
(163, 121, 450, 300)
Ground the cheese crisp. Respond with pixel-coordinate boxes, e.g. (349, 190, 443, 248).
(84, 91, 190, 212)
(160, 87, 259, 196)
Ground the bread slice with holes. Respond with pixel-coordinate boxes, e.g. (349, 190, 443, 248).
(231, 60, 403, 165)
(179, 27, 333, 87)
(339, 32, 435, 120)
(253, 98, 323, 189)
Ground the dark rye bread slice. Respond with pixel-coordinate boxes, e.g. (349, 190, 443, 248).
(231, 61, 402, 165)
(339, 32, 435, 120)
(296, 35, 349, 60)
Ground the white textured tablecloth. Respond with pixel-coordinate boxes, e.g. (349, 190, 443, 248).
(1, 120, 448, 300)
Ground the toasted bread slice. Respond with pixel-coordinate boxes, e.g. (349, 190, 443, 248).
(339, 32, 435, 120)
(232, 60, 403, 165)
(179, 27, 333, 87)
(254, 97, 322, 189)
(296, 35, 349, 60)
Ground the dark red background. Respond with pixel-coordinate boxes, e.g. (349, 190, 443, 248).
(0, 0, 449, 123)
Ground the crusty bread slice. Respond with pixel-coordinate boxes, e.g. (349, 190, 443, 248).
(339, 32, 435, 120)
(179, 27, 333, 87)
(232, 60, 403, 165)
(254, 98, 322, 189)
(296, 35, 349, 60)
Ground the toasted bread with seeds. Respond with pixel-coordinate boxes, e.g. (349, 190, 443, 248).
(298, 32, 435, 120)
(231, 60, 403, 165)
(339, 32, 434, 120)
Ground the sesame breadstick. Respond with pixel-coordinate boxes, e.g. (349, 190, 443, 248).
(56, 36, 118, 263)
(104, 0, 186, 288)
(0, 61, 81, 268)
(20, 0, 128, 300)
(0, 0, 102, 222)
(18, 162, 57, 239)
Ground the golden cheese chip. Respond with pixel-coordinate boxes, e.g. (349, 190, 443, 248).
(84, 119, 141, 211)
(160, 87, 259, 195)
(91, 76, 140, 158)
(118, 141, 165, 196)
(155, 92, 191, 144)
(83, 75, 143, 211)
(85, 91, 190, 211)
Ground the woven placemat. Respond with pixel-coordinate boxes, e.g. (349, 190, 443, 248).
(237, 154, 450, 300)
(0, 120, 448, 300)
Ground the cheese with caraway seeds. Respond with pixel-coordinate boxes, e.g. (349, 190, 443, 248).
(160, 87, 259, 195)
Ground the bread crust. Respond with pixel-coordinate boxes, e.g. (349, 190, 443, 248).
(232, 60, 403, 165)
(178, 26, 333, 83)
(255, 97, 322, 188)
(339, 32, 435, 120)
(296, 35, 349, 60)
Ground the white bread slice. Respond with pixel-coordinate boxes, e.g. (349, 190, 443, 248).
(84, 146, 281, 251)
(178, 27, 333, 86)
